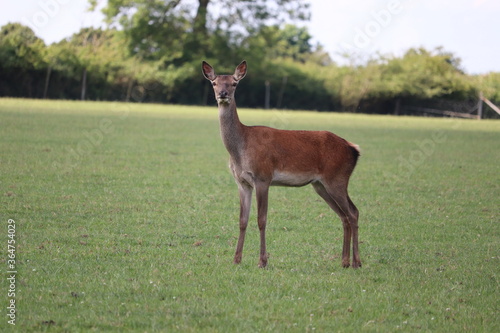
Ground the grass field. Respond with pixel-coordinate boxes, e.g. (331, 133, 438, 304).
(1, 98, 498, 332)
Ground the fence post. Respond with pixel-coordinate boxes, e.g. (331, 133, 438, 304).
(81, 68, 87, 101)
(478, 91, 483, 120)
(276, 76, 287, 109)
(264, 80, 270, 109)
(394, 98, 401, 115)
(43, 66, 52, 99)
(481, 94, 500, 117)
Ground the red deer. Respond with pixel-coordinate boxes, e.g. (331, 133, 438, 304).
(202, 61, 361, 268)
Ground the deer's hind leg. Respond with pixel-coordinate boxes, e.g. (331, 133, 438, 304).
(312, 181, 361, 268)
(347, 196, 361, 268)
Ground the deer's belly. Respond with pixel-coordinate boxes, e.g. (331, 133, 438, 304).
(271, 171, 316, 187)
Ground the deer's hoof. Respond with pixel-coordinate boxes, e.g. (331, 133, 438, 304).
(352, 261, 362, 269)
(258, 258, 268, 268)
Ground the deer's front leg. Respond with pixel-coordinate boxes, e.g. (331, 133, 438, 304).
(256, 182, 270, 268)
(234, 183, 252, 264)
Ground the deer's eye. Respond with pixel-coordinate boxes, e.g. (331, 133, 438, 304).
(212, 82, 217, 86)
(232, 82, 238, 87)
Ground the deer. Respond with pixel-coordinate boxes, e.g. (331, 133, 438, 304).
(202, 60, 361, 269)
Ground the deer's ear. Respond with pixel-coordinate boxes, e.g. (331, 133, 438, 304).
(202, 61, 216, 81)
(233, 60, 247, 81)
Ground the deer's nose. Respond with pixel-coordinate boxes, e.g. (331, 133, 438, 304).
(219, 91, 228, 98)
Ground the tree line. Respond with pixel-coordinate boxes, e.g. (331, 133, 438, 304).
(0, 0, 499, 117)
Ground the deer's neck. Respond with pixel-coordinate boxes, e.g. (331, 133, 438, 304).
(218, 100, 245, 161)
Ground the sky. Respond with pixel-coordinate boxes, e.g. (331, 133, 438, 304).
(307, 0, 500, 74)
(1, 0, 499, 74)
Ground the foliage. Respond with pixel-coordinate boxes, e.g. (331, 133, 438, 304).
(378, 48, 475, 99)
(0, 23, 48, 97)
(94, 0, 309, 63)
(0, 23, 46, 70)
(244, 24, 315, 62)
(103, 1, 191, 62)
(47, 28, 139, 100)
(1, 98, 499, 331)
(477, 72, 500, 102)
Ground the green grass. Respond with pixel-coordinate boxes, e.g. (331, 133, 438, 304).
(1, 98, 498, 332)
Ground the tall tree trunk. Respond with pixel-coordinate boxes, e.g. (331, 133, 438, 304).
(183, 0, 210, 61)
(194, 0, 209, 36)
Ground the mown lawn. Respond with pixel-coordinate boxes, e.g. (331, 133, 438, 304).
(1, 98, 498, 332)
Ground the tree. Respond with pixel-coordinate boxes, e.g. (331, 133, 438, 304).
(246, 24, 313, 61)
(208, 0, 310, 38)
(378, 48, 475, 100)
(90, 0, 310, 62)
(0, 23, 46, 70)
(0, 23, 47, 97)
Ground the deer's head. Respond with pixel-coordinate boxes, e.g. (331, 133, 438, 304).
(202, 61, 247, 105)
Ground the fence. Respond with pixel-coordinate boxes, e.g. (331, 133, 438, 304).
(401, 92, 500, 119)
